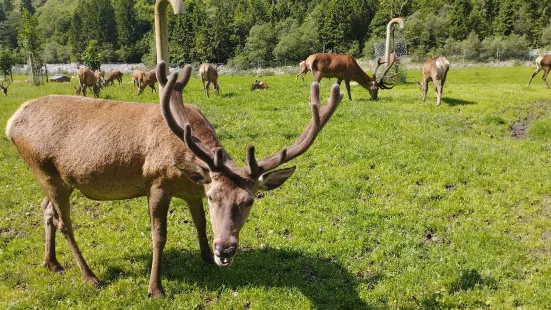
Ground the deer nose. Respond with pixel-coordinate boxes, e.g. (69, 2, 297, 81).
(214, 243, 237, 258)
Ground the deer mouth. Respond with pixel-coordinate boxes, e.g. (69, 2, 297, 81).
(214, 255, 232, 267)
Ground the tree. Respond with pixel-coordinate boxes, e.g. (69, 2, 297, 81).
(0, 45, 17, 78)
(20, 0, 34, 15)
(82, 40, 104, 71)
(18, 8, 40, 56)
(114, 0, 140, 62)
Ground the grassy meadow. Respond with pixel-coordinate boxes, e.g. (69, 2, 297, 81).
(1, 65, 551, 309)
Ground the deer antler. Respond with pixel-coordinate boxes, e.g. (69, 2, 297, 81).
(374, 52, 399, 89)
(247, 82, 343, 178)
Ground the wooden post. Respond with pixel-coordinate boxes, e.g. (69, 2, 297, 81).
(154, 0, 185, 94)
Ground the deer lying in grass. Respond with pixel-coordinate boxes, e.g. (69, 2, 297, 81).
(199, 63, 220, 98)
(0, 79, 10, 96)
(137, 71, 157, 95)
(75, 67, 101, 98)
(251, 80, 268, 90)
(5, 61, 342, 297)
(528, 54, 551, 89)
(304, 52, 398, 100)
(103, 70, 123, 86)
(418, 56, 449, 106)
(296, 60, 309, 81)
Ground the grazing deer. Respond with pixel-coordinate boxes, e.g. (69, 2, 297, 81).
(199, 63, 220, 98)
(132, 70, 145, 89)
(418, 56, 450, 106)
(251, 80, 268, 90)
(0, 79, 10, 96)
(296, 60, 309, 81)
(528, 54, 551, 89)
(5, 61, 342, 297)
(76, 67, 101, 98)
(103, 70, 123, 86)
(304, 52, 398, 100)
(137, 71, 157, 95)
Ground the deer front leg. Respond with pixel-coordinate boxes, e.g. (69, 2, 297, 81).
(344, 79, 352, 100)
(186, 199, 214, 264)
(147, 185, 171, 298)
(41, 197, 63, 273)
(528, 68, 541, 86)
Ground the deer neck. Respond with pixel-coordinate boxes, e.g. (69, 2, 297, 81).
(351, 68, 374, 90)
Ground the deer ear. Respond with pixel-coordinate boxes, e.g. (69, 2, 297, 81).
(180, 164, 211, 185)
(257, 166, 296, 191)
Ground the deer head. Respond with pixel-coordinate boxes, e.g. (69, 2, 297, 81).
(0, 79, 10, 96)
(370, 52, 399, 100)
(157, 62, 343, 266)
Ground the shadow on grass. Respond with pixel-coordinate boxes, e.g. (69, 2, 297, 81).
(442, 97, 477, 106)
(221, 92, 236, 98)
(106, 248, 375, 309)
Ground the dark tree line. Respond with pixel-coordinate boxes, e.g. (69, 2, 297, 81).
(0, 0, 550, 68)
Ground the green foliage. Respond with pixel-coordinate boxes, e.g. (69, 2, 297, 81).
(81, 40, 104, 71)
(0, 45, 17, 76)
(17, 7, 40, 55)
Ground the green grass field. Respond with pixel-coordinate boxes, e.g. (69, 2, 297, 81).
(1, 65, 551, 309)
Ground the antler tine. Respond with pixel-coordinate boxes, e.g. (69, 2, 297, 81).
(377, 53, 399, 84)
(182, 124, 220, 171)
(156, 61, 168, 87)
(252, 82, 343, 176)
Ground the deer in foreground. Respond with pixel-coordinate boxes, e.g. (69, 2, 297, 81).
(199, 63, 220, 98)
(103, 70, 123, 86)
(137, 71, 157, 95)
(251, 80, 268, 90)
(296, 60, 309, 81)
(0, 79, 10, 96)
(5, 61, 343, 297)
(132, 70, 145, 89)
(304, 53, 398, 100)
(75, 67, 101, 98)
(418, 56, 450, 106)
(528, 54, 551, 89)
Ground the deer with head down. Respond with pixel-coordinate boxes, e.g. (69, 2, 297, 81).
(0, 79, 10, 96)
(103, 70, 123, 87)
(303, 52, 398, 100)
(296, 60, 309, 82)
(528, 54, 551, 89)
(199, 63, 220, 98)
(137, 70, 157, 95)
(418, 56, 450, 106)
(75, 67, 101, 98)
(251, 80, 268, 90)
(5, 61, 342, 297)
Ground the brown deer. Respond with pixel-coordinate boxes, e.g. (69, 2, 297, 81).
(528, 54, 551, 89)
(132, 70, 145, 89)
(103, 70, 123, 86)
(251, 80, 268, 90)
(418, 56, 450, 106)
(137, 71, 157, 95)
(0, 79, 10, 96)
(296, 60, 309, 81)
(304, 52, 398, 100)
(76, 67, 101, 98)
(5, 62, 342, 297)
(199, 63, 220, 98)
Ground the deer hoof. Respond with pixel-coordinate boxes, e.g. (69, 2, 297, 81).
(201, 251, 215, 265)
(147, 288, 165, 298)
(43, 259, 64, 273)
(85, 276, 103, 288)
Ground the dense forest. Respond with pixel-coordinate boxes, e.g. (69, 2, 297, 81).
(0, 0, 551, 70)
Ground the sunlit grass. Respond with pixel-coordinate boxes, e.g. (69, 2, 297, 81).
(1, 65, 551, 309)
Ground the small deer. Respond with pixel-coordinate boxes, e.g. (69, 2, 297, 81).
(251, 80, 268, 90)
(418, 56, 450, 106)
(304, 52, 398, 100)
(131, 70, 145, 89)
(296, 60, 309, 81)
(5, 61, 342, 297)
(103, 70, 123, 86)
(528, 54, 551, 89)
(137, 71, 157, 95)
(199, 63, 220, 98)
(0, 79, 10, 96)
(75, 67, 101, 98)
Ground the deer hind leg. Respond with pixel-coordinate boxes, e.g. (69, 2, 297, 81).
(542, 69, 550, 89)
(421, 78, 429, 101)
(41, 197, 63, 273)
(205, 81, 211, 98)
(147, 185, 171, 298)
(150, 84, 156, 93)
(434, 80, 443, 106)
(344, 79, 352, 100)
(34, 167, 101, 287)
(528, 67, 541, 86)
(186, 200, 214, 264)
